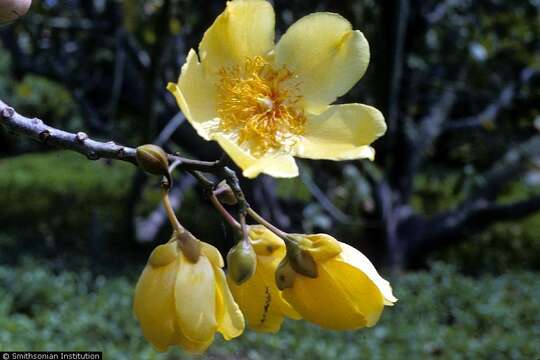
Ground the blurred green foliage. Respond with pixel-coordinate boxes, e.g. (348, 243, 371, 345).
(0, 260, 538, 359)
(0, 151, 134, 258)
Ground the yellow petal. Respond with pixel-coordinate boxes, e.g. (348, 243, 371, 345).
(199, 0, 275, 71)
(174, 254, 217, 342)
(243, 154, 299, 179)
(325, 259, 386, 327)
(282, 260, 371, 330)
(248, 225, 285, 257)
(133, 259, 179, 352)
(256, 253, 301, 321)
(228, 268, 288, 332)
(148, 241, 179, 267)
(173, 332, 213, 354)
(294, 104, 386, 161)
(337, 243, 398, 306)
(213, 134, 299, 178)
(275, 12, 370, 112)
(214, 266, 245, 339)
(167, 49, 217, 140)
(294, 233, 342, 262)
(201, 241, 225, 268)
(228, 226, 300, 331)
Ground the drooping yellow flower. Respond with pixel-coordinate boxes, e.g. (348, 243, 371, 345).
(227, 225, 300, 332)
(278, 233, 397, 330)
(167, 0, 386, 178)
(133, 235, 244, 353)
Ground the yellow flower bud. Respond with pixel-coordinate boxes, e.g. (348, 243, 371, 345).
(227, 240, 257, 285)
(133, 236, 244, 353)
(281, 233, 398, 331)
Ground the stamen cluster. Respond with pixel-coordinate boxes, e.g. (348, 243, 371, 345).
(216, 56, 306, 155)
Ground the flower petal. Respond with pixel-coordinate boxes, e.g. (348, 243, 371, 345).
(294, 103, 386, 161)
(174, 254, 217, 342)
(275, 12, 370, 111)
(247, 226, 301, 321)
(201, 241, 225, 268)
(214, 266, 245, 339)
(173, 333, 213, 354)
(282, 260, 369, 330)
(243, 155, 299, 179)
(337, 242, 398, 306)
(323, 259, 386, 327)
(133, 259, 179, 352)
(228, 263, 294, 333)
(294, 233, 342, 262)
(167, 50, 217, 140)
(199, 0, 275, 72)
(213, 134, 299, 178)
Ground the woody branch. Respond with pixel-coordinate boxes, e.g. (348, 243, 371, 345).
(0, 98, 248, 209)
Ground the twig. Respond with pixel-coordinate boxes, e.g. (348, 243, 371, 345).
(444, 68, 536, 132)
(135, 176, 196, 243)
(0, 98, 249, 209)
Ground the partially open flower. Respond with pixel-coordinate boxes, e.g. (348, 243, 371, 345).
(133, 234, 244, 353)
(227, 225, 300, 332)
(167, 0, 386, 178)
(279, 233, 397, 330)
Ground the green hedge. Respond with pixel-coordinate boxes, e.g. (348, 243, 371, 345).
(0, 259, 538, 359)
(0, 151, 135, 257)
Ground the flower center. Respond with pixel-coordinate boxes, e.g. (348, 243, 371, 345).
(215, 56, 306, 156)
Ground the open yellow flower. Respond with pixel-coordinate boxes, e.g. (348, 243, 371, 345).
(133, 235, 244, 353)
(227, 225, 300, 332)
(167, 0, 386, 178)
(279, 233, 397, 330)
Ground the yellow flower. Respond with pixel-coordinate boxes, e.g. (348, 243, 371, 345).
(279, 234, 397, 330)
(227, 225, 300, 332)
(133, 236, 244, 353)
(167, 0, 386, 178)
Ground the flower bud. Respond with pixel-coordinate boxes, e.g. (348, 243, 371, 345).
(136, 144, 171, 184)
(227, 241, 256, 285)
(0, 0, 31, 22)
(275, 257, 296, 290)
(215, 180, 237, 205)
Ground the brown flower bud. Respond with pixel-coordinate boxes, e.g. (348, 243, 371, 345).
(0, 0, 31, 22)
(136, 144, 171, 185)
